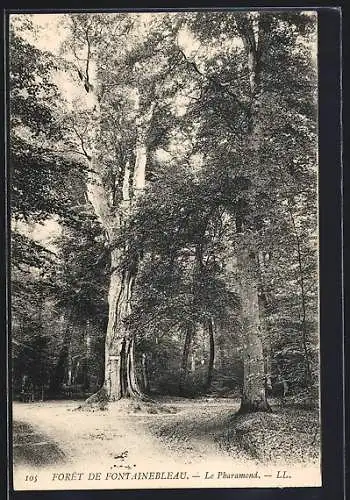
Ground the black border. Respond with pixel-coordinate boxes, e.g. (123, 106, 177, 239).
(2, 4, 344, 500)
(318, 7, 344, 500)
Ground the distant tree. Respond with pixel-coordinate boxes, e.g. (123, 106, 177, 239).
(47, 207, 108, 396)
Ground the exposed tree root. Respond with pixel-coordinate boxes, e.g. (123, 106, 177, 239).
(72, 387, 176, 414)
(73, 387, 109, 411)
(237, 402, 272, 415)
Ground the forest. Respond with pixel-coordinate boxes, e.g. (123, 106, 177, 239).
(10, 11, 320, 471)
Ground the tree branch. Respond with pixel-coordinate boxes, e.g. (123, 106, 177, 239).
(71, 124, 92, 160)
(85, 27, 92, 88)
(177, 47, 247, 112)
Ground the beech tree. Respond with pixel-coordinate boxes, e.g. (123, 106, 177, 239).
(59, 13, 195, 401)
(185, 11, 317, 411)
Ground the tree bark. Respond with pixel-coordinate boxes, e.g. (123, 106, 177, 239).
(235, 15, 271, 413)
(238, 248, 271, 413)
(102, 260, 141, 400)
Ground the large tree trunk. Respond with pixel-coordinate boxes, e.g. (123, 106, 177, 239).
(238, 248, 271, 413)
(102, 261, 127, 401)
(101, 259, 146, 401)
(72, 32, 156, 405)
(235, 14, 272, 414)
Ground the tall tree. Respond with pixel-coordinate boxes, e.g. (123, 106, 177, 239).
(183, 11, 317, 411)
(61, 13, 191, 401)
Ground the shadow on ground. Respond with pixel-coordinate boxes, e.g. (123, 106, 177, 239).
(13, 421, 67, 467)
(143, 399, 250, 461)
(143, 399, 320, 464)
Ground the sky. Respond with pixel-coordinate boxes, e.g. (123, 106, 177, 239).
(11, 13, 67, 54)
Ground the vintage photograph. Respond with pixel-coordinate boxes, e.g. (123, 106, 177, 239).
(9, 10, 320, 490)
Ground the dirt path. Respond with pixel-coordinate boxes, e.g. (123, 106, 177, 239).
(13, 400, 174, 470)
(12, 398, 247, 471)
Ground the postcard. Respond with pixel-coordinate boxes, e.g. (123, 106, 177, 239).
(8, 8, 325, 491)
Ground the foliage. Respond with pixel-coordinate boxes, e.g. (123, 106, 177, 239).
(10, 23, 97, 394)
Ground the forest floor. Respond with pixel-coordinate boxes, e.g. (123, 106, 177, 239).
(13, 396, 320, 476)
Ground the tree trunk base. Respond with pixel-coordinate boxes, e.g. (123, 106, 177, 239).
(237, 398, 272, 415)
(73, 387, 109, 411)
(75, 394, 176, 415)
(74, 385, 156, 411)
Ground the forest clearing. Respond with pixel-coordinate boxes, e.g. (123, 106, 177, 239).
(10, 9, 320, 489)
